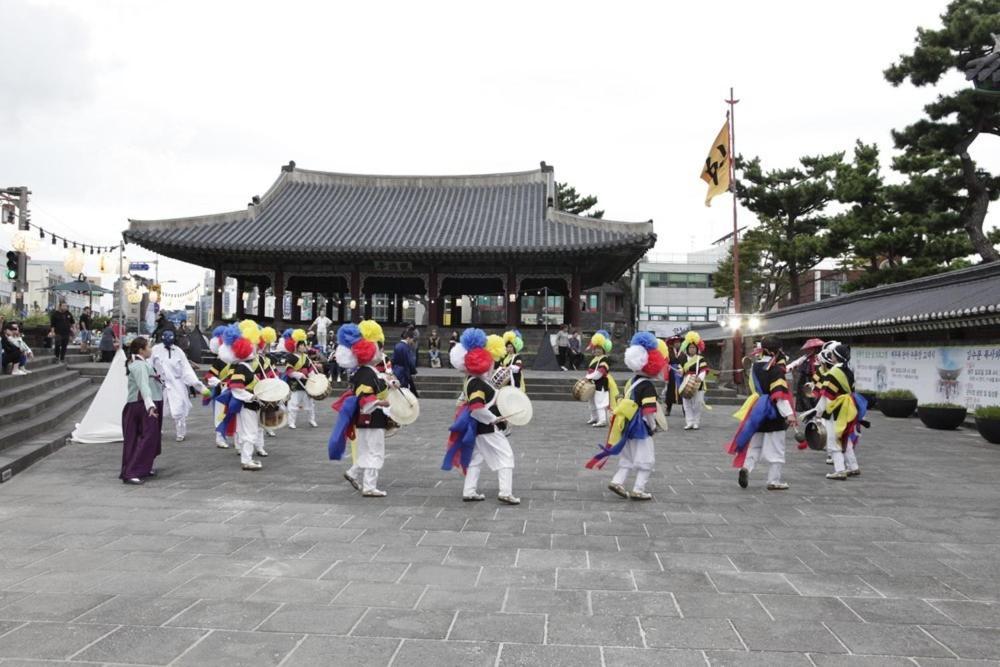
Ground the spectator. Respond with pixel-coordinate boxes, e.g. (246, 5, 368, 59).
(79, 306, 93, 353)
(152, 312, 175, 342)
(12, 325, 34, 372)
(3, 322, 27, 374)
(176, 322, 191, 352)
(568, 328, 582, 370)
(49, 301, 74, 362)
(555, 324, 571, 370)
(309, 312, 333, 353)
(99, 322, 119, 362)
(392, 329, 419, 397)
(427, 327, 441, 367)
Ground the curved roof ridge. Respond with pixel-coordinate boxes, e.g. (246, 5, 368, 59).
(288, 166, 546, 188)
(547, 208, 654, 234)
(127, 209, 248, 231)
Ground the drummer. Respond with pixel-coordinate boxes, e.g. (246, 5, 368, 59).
(584, 330, 617, 428)
(206, 326, 235, 449)
(679, 331, 709, 430)
(341, 320, 393, 497)
(221, 326, 268, 471)
(725, 336, 795, 490)
(501, 330, 526, 392)
(283, 329, 318, 429)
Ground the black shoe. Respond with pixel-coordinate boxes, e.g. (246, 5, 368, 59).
(738, 468, 748, 489)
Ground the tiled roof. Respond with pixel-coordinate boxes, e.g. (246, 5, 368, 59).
(124, 166, 655, 260)
(697, 261, 1000, 341)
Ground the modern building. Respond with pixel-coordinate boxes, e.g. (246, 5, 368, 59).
(124, 162, 656, 330)
(25, 261, 93, 314)
(637, 247, 729, 337)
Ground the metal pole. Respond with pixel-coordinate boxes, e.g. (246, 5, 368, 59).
(725, 87, 743, 387)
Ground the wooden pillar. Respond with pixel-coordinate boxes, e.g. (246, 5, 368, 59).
(450, 296, 462, 327)
(235, 277, 246, 319)
(394, 293, 404, 324)
(350, 270, 361, 323)
(427, 269, 439, 327)
(338, 294, 347, 323)
(506, 269, 518, 326)
(363, 293, 373, 321)
(272, 271, 285, 328)
(291, 290, 301, 323)
(213, 268, 225, 325)
(325, 294, 334, 319)
(256, 285, 265, 318)
(568, 271, 582, 329)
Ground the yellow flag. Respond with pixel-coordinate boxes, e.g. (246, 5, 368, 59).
(700, 120, 731, 207)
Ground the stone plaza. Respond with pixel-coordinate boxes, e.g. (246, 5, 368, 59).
(0, 397, 999, 666)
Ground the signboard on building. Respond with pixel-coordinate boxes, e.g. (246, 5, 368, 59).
(639, 320, 692, 338)
(853, 345, 1000, 410)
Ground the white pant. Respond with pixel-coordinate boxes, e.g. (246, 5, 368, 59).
(348, 428, 386, 492)
(825, 418, 859, 473)
(288, 391, 315, 427)
(743, 430, 786, 484)
(214, 401, 230, 444)
(464, 431, 515, 496)
(236, 408, 262, 465)
(589, 390, 610, 424)
(611, 436, 655, 491)
(683, 391, 705, 426)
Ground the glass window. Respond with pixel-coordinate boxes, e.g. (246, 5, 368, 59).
(687, 274, 709, 288)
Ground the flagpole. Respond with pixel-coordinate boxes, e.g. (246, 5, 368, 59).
(726, 86, 742, 387)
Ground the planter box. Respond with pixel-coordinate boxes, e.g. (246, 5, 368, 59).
(917, 406, 967, 430)
(879, 397, 917, 418)
(858, 391, 878, 409)
(976, 417, 1000, 444)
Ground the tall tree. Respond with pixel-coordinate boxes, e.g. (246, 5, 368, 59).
(830, 141, 974, 290)
(713, 230, 789, 312)
(556, 182, 604, 218)
(731, 152, 844, 305)
(885, 0, 1000, 262)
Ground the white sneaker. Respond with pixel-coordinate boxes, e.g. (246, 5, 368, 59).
(266, 430, 276, 438)
(826, 471, 847, 480)
(255, 448, 268, 458)
(692, 425, 700, 430)
(241, 461, 262, 471)
(288, 423, 297, 429)
(175, 435, 185, 442)
(497, 494, 521, 505)
(593, 421, 607, 428)
(683, 424, 694, 430)
(362, 489, 387, 497)
(215, 439, 230, 449)
(463, 491, 486, 502)
(309, 419, 317, 428)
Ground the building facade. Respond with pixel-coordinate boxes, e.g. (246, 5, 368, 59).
(637, 247, 729, 337)
(124, 162, 656, 330)
(26, 261, 93, 315)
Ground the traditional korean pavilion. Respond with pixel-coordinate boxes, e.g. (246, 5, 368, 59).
(124, 161, 656, 329)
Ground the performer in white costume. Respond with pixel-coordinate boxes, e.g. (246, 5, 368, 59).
(151, 330, 207, 442)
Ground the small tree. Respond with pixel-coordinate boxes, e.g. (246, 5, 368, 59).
(556, 182, 604, 218)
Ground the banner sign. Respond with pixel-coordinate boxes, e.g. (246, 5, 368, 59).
(853, 345, 1000, 409)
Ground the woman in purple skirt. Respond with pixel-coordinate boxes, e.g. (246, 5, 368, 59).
(120, 337, 164, 485)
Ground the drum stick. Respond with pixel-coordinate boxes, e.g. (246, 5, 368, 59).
(394, 386, 415, 407)
(798, 407, 817, 420)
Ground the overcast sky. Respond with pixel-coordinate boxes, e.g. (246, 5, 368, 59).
(1, 0, 997, 297)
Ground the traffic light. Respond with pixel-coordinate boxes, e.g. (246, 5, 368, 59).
(5, 251, 18, 281)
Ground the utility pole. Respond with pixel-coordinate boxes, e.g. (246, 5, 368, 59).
(12, 187, 30, 314)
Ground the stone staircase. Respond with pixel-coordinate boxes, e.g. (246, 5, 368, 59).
(0, 353, 98, 483)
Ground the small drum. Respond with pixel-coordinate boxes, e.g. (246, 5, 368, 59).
(496, 385, 532, 426)
(679, 376, 699, 399)
(573, 378, 595, 402)
(254, 377, 290, 405)
(490, 365, 512, 388)
(387, 387, 420, 425)
(804, 419, 827, 451)
(305, 373, 331, 399)
(261, 404, 287, 430)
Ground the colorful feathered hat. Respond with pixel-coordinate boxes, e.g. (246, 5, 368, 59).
(209, 325, 227, 355)
(282, 328, 308, 354)
(450, 327, 493, 376)
(502, 329, 524, 353)
(334, 323, 377, 370)
(588, 329, 613, 354)
(682, 330, 705, 354)
(624, 331, 666, 377)
(485, 334, 506, 362)
(359, 319, 385, 346)
(261, 326, 278, 350)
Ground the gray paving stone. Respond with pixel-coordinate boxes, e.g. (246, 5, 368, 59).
(673, 592, 765, 620)
(248, 558, 334, 579)
(590, 590, 680, 616)
(922, 625, 1000, 659)
(0, 592, 112, 622)
(709, 571, 798, 595)
(588, 550, 661, 570)
(256, 603, 366, 634)
(478, 566, 556, 588)
(399, 563, 480, 587)
(547, 613, 644, 647)
(930, 600, 1000, 627)
(859, 575, 967, 600)
(633, 570, 717, 593)
(827, 621, 955, 658)
(782, 574, 881, 597)
(640, 616, 743, 650)
(172, 629, 302, 666)
(350, 607, 453, 639)
(732, 618, 846, 653)
(321, 560, 408, 583)
(497, 643, 602, 666)
(809, 657, 916, 667)
(333, 581, 426, 608)
(74, 625, 207, 665)
(705, 650, 816, 665)
(0, 622, 116, 660)
(281, 635, 399, 667)
(515, 548, 588, 570)
(74, 595, 197, 626)
(165, 599, 280, 630)
(556, 568, 634, 591)
(604, 646, 708, 666)
(504, 588, 588, 614)
(165, 574, 270, 601)
(248, 577, 345, 605)
(842, 597, 957, 625)
(755, 594, 861, 621)
(394, 639, 498, 666)
(448, 611, 544, 643)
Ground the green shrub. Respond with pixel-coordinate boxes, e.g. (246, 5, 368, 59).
(918, 403, 966, 410)
(879, 389, 916, 400)
(975, 406, 1000, 420)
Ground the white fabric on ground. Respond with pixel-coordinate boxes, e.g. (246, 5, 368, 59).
(71, 350, 128, 444)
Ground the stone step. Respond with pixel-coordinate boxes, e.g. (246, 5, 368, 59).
(0, 376, 94, 450)
(0, 388, 96, 483)
(0, 358, 67, 392)
(0, 369, 84, 410)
